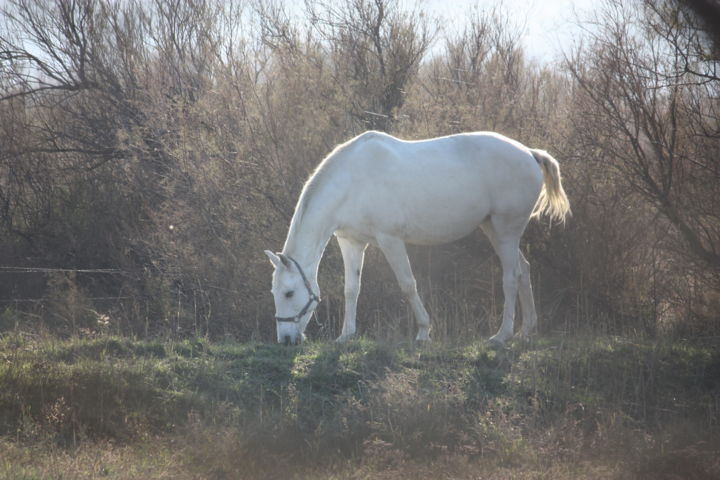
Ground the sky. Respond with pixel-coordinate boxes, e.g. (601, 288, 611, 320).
(413, 0, 600, 63)
(0, 0, 601, 66)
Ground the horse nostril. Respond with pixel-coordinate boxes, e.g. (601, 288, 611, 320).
(283, 335, 292, 346)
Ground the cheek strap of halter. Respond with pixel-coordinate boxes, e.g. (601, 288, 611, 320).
(275, 255, 320, 324)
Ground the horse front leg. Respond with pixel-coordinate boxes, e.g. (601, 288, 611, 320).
(375, 233, 431, 342)
(336, 235, 367, 343)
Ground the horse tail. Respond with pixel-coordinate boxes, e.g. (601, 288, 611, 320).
(530, 149, 571, 224)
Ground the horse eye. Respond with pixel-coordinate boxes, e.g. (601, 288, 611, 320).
(284, 290, 294, 299)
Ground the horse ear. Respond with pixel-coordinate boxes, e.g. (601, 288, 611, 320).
(277, 253, 292, 269)
(264, 250, 283, 269)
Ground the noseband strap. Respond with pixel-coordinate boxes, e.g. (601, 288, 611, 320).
(275, 255, 320, 324)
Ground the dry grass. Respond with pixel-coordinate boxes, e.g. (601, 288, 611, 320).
(1, 334, 718, 479)
(0, 438, 187, 480)
(0, 436, 626, 480)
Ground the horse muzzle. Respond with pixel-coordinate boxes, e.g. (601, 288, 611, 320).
(276, 320, 302, 346)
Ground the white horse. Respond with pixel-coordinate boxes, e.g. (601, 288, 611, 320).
(265, 131, 570, 345)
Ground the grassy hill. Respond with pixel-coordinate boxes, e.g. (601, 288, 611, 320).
(1, 333, 719, 479)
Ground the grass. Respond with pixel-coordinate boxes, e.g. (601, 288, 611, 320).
(0, 332, 718, 479)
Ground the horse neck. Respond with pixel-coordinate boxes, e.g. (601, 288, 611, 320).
(282, 198, 338, 279)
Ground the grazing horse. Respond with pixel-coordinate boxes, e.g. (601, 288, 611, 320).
(265, 131, 570, 345)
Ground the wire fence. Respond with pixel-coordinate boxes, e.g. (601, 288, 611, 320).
(0, 267, 127, 274)
(0, 266, 139, 305)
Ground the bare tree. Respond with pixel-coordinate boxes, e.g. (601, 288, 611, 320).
(418, 7, 526, 135)
(306, 0, 434, 130)
(566, 0, 720, 283)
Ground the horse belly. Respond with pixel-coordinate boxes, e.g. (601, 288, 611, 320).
(339, 181, 490, 246)
(399, 190, 490, 244)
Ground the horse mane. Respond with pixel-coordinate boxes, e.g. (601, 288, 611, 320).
(282, 131, 388, 253)
(297, 131, 388, 221)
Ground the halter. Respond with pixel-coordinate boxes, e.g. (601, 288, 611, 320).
(275, 255, 320, 324)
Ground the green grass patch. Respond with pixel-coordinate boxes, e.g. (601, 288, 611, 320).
(1, 333, 718, 477)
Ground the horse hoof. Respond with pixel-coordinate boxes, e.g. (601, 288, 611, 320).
(415, 333, 431, 342)
(488, 334, 510, 347)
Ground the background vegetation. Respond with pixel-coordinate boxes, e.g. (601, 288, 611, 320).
(1, 0, 719, 478)
(1, 0, 718, 342)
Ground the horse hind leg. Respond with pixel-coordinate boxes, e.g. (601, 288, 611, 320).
(481, 219, 529, 345)
(516, 251, 538, 338)
(375, 233, 431, 342)
(489, 239, 520, 345)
